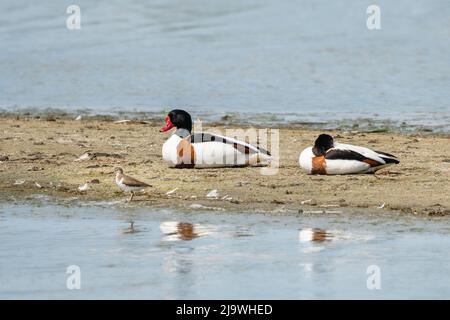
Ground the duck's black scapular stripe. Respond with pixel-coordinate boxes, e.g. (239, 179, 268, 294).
(189, 133, 271, 156)
(325, 149, 369, 162)
(190, 133, 221, 143)
(325, 149, 400, 166)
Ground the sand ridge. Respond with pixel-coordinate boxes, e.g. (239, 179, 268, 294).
(0, 117, 449, 215)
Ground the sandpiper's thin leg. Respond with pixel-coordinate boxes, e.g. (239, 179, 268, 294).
(128, 192, 134, 202)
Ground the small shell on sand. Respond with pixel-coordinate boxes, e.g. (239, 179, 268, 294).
(74, 152, 93, 162)
(166, 188, 178, 195)
(78, 183, 90, 191)
(206, 189, 219, 199)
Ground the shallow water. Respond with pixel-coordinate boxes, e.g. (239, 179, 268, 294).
(0, 0, 449, 131)
(1, 202, 450, 299)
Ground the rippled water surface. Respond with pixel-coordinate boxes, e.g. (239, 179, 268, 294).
(1, 203, 450, 299)
(0, 0, 449, 131)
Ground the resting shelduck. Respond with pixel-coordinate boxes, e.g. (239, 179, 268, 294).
(159, 109, 272, 168)
(299, 134, 399, 175)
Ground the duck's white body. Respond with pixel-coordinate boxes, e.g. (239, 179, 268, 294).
(162, 131, 272, 168)
(299, 142, 399, 175)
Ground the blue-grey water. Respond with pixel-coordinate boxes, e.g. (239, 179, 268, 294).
(1, 202, 450, 299)
(0, 0, 449, 131)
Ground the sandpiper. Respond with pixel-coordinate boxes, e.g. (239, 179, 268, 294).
(114, 167, 151, 202)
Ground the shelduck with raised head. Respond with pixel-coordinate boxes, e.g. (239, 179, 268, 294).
(160, 109, 272, 168)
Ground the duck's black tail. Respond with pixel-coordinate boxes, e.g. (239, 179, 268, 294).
(375, 150, 400, 164)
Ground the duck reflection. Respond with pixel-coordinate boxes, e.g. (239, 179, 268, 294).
(299, 228, 332, 242)
(160, 221, 213, 241)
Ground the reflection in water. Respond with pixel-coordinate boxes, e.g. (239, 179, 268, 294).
(298, 228, 376, 260)
(120, 220, 138, 234)
(159, 221, 215, 241)
(299, 228, 332, 242)
(2, 203, 450, 299)
(176, 222, 198, 241)
(159, 221, 211, 297)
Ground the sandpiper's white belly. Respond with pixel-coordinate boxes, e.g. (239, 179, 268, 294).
(116, 178, 145, 192)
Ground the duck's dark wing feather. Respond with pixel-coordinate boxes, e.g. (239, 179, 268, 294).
(325, 149, 386, 167)
(122, 175, 151, 187)
(189, 133, 271, 156)
(330, 143, 400, 165)
(374, 150, 399, 163)
(325, 149, 368, 162)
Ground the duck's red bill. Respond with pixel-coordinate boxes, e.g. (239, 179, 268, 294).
(160, 116, 174, 132)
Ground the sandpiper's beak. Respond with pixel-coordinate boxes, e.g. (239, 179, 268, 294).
(160, 116, 174, 132)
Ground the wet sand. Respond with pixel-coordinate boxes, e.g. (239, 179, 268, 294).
(0, 116, 449, 215)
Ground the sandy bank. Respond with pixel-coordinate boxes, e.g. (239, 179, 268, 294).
(0, 117, 449, 215)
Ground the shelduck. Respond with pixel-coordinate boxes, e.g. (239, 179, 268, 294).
(299, 134, 399, 175)
(160, 109, 272, 168)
